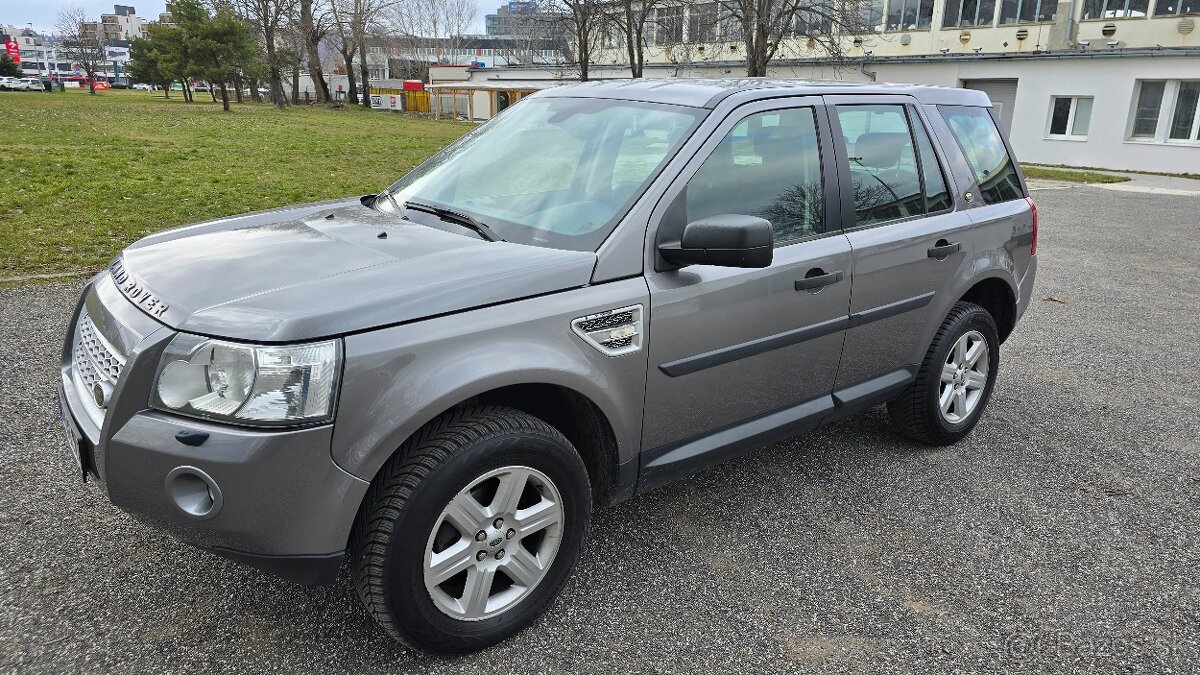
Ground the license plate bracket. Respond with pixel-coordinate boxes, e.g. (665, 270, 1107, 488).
(55, 389, 88, 482)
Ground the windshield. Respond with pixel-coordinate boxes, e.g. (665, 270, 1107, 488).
(381, 97, 705, 251)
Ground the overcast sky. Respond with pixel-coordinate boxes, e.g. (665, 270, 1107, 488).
(1, 1, 489, 35)
(0, 1, 167, 33)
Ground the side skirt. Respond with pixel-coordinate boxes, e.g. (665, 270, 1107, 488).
(635, 367, 916, 495)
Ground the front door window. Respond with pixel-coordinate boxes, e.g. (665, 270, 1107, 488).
(685, 108, 824, 244)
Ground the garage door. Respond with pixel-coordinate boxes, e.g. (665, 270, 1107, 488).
(961, 79, 1018, 136)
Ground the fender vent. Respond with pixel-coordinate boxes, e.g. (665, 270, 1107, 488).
(572, 305, 643, 356)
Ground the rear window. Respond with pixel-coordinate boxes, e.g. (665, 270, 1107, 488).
(939, 106, 1024, 204)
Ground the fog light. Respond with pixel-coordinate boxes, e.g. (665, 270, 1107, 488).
(165, 466, 223, 519)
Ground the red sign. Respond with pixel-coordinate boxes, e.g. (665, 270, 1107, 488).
(4, 40, 20, 64)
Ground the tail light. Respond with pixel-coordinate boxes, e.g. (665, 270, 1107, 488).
(1025, 196, 1038, 256)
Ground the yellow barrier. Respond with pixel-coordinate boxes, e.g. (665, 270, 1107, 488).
(368, 88, 431, 113)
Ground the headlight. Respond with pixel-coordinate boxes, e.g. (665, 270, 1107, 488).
(151, 334, 341, 426)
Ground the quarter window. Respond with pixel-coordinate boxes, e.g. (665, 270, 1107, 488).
(1047, 96, 1093, 139)
(835, 104, 950, 226)
(686, 108, 824, 243)
(940, 106, 1024, 205)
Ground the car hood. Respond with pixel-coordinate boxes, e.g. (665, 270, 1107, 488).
(112, 199, 598, 342)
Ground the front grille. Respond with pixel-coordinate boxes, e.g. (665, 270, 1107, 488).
(70, 310, 127, 421)
(76, 313, 124, 384)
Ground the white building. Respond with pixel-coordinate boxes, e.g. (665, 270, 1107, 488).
(83, 5, 147, 44)
(433, 0, 1199, 173)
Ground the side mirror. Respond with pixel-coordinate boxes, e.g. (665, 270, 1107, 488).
(658, 214, 774, 269)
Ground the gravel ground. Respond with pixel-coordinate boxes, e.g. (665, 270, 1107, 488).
(2, 185, 1197, 673)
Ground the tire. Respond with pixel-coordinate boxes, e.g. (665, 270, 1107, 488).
(350, 405, 591, 653)
(887, 301, 1000, 445)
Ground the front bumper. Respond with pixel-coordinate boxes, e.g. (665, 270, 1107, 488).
(58, 277, 370, 585)
(104, 411, 367, 585)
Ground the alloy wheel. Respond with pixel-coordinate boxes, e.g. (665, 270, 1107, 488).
(423, 465, 563, 621)
(939, 330, 990, 424)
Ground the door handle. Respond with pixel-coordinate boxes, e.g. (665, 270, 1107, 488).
(927, 240, 962, 260)
(795, 269, 843, 291)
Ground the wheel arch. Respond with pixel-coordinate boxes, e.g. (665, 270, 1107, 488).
(957, 275, 1017, 343)
(344, 376, 628, 511)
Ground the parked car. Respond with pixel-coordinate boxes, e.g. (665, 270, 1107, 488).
(56, 80, 1036, 654)
(0, 76, 16, 90)
(132, 82, 154, 91)
(15, 77, 45, 92)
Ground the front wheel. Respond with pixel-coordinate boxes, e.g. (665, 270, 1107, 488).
(887, 301, 1000, 445)
(350, 406, 591, 653)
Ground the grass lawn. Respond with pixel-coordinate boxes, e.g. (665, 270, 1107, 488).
(0, 88, 471, 279)
(1020, 165, 1130, 184)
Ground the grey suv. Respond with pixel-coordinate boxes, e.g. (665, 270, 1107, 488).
(57, 79, 1037, 652)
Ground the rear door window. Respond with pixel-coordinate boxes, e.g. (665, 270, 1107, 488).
(939, 106, 1024, 204)
(833, 104, 951, 226)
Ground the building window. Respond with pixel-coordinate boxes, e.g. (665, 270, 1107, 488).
(719, 4, 744, 40)
(1047, 96, 1093, 138)
(655, 6, 684, 45)
(943, 0, 998, 26)
(795, 7, 834, 34)
(1167, 81, 1200, 142)
(1131, 81, 1166, 138)
(688, 3, 719, 42)
(999, 0, 1057, 22)
(868, 0, 887, 30)
(1081, 0, 1150, 18)
(887, 0, 936, 29)
(1154, 0, 1199, 15)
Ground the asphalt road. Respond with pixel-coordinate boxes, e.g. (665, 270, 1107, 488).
(2, 184, 1197, 673)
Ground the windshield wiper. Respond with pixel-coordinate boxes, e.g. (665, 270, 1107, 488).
(378, 191, 402, 211)
(403, 200, 504, 242)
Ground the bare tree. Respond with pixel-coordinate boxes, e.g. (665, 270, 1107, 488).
(715, 0, 877, 76)
(300, 0, 331, 101)
(548, 0, 606, 81)
(390, 0, 477, 64)
(236, 0, 297, 108)
(606, 0, 668, 78)
(486, 2, 556, 67)
(329, 0, 399, 108)
(327, 3, 359, 103)
(55, 6, 106, 94)
(280, 16, 305, 102)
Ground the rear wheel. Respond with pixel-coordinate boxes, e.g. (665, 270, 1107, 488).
(888, 301, 1000, 445)
(350, 406, 591, 653)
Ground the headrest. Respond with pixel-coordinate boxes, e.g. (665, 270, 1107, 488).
(753, 128, 816, 162)
(853, 132, 909, 169)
